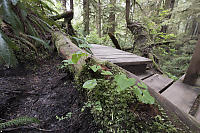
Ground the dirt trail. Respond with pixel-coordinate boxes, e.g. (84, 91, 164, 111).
(0, 55, 98, 133)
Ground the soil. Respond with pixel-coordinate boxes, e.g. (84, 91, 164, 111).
(0, 54, 98, 133)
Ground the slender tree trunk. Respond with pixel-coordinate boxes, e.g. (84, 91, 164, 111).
(126, 0, 130, 25)
(98, 0, 101, 38)
(70, 0, 73, 10)
(108, 0, 116, 34)
(83, 0, 90, 36)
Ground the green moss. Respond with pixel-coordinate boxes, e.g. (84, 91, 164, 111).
(73, 58, 178, 132)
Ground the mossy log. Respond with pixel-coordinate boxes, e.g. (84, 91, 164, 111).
(52, 31, 200, 132)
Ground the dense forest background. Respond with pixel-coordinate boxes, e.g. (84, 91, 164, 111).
(53, 0, 199, 79)
(1, 0, 199, 79)
(0, 0, 200, 132)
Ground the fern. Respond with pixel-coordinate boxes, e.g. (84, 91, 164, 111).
(0, 116, 39, 130)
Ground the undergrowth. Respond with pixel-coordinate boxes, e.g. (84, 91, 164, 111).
(74, 58, 177, 133)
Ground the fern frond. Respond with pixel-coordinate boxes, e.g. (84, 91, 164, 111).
(0, 116, 39, 130)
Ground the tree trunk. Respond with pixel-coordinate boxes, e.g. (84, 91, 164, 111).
(125, 0, 147, 51)
(160, 0, 175, 33)
(108, 0, 116, 34)
(183, 39, 200, 86)
(70, 0, 73, 10)
(126, 0, 130, 24)
(83, 0, 90, 36)
(98, 0, 101, 38)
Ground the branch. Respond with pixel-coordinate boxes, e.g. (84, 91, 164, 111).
(50, 11, 73, 21)
(108, 33, 122, 50)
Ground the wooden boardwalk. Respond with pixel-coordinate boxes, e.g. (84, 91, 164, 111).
(90, 44, 200, 123)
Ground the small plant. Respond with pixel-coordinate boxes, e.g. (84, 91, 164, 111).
(83, 79, 97, 90)
(56, 112, 72, 121)
(62, 51, 88, 66)
(90, 65, 101, 72)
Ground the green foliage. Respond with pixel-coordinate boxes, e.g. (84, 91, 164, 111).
(83, 79, 97, 90)
(101, 70, 113, 76)
(56, 112, 72, 121)
(133, 85, 155, 104)
(75, 59, 176, 132)
(0, 31, 18, 67)
(62, 51, 88, 66)
(114, 74, 136, 92)
(90, 65, 101, 72)
(0, 116, 39, 130)
(0, 0, 58, 67)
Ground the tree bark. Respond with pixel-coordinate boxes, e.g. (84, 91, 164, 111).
(125, 0, 147, 51)
(108, 0, 116, 34)
(70, 0, 73, 10)
(98, 0, 101, 38)
(183, 39, 200, 86)
(83, 0, 90, 36)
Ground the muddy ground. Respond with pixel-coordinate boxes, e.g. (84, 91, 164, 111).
(0, 54, 98, 133)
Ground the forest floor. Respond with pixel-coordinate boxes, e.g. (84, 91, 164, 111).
(0, 53, 98, 133)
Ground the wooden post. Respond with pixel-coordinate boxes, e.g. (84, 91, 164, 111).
(183, 39, 200, 86)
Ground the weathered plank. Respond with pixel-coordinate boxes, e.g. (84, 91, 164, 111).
(94, 54, 139, 58)
(135, 70, 154, 80)
(143, 74, 174, 93)
(90, 44, 152, 67)
(162, 79, 200, 114)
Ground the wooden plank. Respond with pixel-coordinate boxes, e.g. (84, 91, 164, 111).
(99, 57, 152, 66)
(125, 69, 200, 133)
(90, 44, 152, 68)
(135, 70, 154, 80)
(143, 74, 174, 93)
(94, 54, 139, 58)
(162, 79, 200, 114)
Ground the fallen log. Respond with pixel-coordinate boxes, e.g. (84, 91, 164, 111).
(52, 31, 200, 132)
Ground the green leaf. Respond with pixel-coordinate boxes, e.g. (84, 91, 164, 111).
(0, 31, 18, 67)
(101, 70, 113, 76)
(90, 65, 101, 72)
(140, 90, 155, 104)
(71, 52, 87, 64)
(137, 82, 148, 89)
(133, 85, 142, 96)
(133, 86, 155, 104)
(2, 0, 23, 34)
(83, 79, 97, 90)
(26, 35, 50, 49)
(114, 74, 136, 92)
(62, 59, 74, 65)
